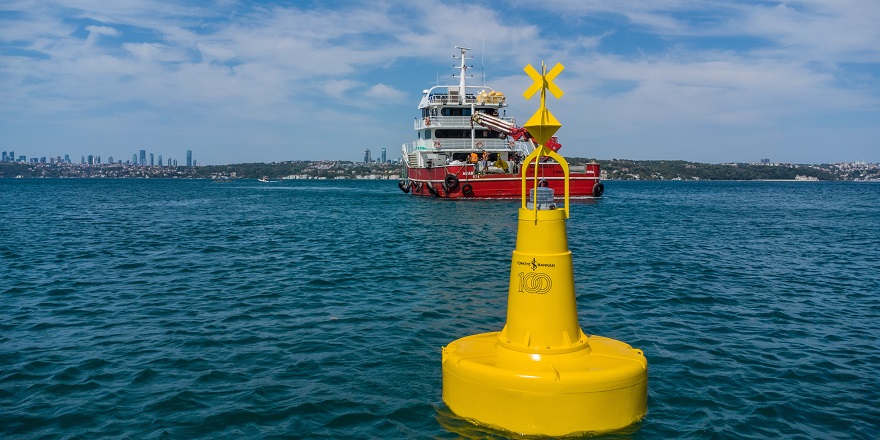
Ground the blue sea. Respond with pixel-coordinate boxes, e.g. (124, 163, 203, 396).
(1, 178, 878, 439)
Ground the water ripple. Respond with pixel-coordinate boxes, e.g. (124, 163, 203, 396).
(1, 179, 879, 438)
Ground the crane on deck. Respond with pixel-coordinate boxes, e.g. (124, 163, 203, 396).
(470, 112, 562, 152)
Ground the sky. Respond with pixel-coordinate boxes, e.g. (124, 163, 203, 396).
(1, 0, 878, 165)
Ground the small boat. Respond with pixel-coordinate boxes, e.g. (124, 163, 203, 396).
(399, 46, 604, 199)
(258, 176, 269, 182)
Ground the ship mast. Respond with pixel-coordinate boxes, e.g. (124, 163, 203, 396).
(453, 46, 471, 104)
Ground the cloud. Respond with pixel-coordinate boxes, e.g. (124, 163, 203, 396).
(84, 25, 118, 38)
(322, 79, 361, 100)
(736, 1, 880, 63)
(0, 0, 877, 164)
(363, 83, 405, 102)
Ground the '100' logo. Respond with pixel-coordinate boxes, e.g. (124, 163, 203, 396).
(517, 272, 552, 294)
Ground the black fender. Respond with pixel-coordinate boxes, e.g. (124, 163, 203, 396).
(426, 182, 440, 197)
(444, 174, 460, 191)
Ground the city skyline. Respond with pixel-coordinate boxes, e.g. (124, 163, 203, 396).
(2, 1, 878, 165)
(1, 148, 192, 167)
(1, 146, 411, 166)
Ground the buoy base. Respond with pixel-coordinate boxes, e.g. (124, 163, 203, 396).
(442, 331, 647, 436)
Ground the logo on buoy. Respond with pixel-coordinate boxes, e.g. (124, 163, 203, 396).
(517, 271, 552, 294)
(516, 258, 556, 271)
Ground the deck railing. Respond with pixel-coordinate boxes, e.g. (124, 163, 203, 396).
(414, 116, 518, 130)
(407, 138, 531, 152)
(426, 95, 505, 105)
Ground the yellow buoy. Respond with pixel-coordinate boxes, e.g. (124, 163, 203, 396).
(441, 62, 647, 436)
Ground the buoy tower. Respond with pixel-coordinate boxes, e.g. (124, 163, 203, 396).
(441, 62, 648, 436)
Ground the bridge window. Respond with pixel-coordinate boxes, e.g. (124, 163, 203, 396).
(434, 129, 504, 139)
(435, 129, 469, 138)
(440, 107, 472, 117)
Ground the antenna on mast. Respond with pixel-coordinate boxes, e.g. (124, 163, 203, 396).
(481, 38, 485, 86)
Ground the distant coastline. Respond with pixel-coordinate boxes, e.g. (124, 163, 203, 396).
(1, 158, 878, 181)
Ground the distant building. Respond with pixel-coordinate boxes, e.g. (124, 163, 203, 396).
(149, 153, 154, 166)
(381, 147, 386, 163)
(132, 154, 137, 164)
(364, 148, 371, 163)
(158, 155, 163, 167)
(139, 150, 146, 166)
(186, 149, 192, 167)
(761, 158, 770, 164)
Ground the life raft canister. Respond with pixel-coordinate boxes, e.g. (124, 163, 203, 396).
(461, 183, 473, 195)
(592, 182, 605, 197)
(538, 179, 549, 187)
(444, 174, 459, 191)
(398, 179, 411, 193)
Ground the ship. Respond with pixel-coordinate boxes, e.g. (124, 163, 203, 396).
(399, 46, 603, 199)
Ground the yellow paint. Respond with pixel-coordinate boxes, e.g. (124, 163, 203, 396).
(442, 333, 647, 436)
(523, 62, 564, 100)
(441, 59, 648, 436)
(523, 62, 564, 145)
(523, 107, 561, 146)
(441, 204, 648, 435)
(520, 144, 570, 218)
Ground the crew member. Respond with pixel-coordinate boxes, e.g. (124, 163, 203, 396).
(494, 156, 509, 173)
(469, 151, 479, 174)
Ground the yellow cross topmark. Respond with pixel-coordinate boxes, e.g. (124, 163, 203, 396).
(523, 62, 564, 100)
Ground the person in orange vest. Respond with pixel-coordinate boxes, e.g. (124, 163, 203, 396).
(469, 151, 480, 174)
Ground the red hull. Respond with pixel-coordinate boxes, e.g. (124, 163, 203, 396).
(402, 163, 602, 199)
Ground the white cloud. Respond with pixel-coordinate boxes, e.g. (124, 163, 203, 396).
(84, 25, 118, 38)
(364, 83, 406, 102)
(0, 0, 877, 164)
(322, 79, 361, 99)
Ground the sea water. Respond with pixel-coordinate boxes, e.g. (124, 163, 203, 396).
(1, 179, 878, 439)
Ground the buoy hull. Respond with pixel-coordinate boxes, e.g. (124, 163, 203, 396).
(442, 332, 647, 436)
